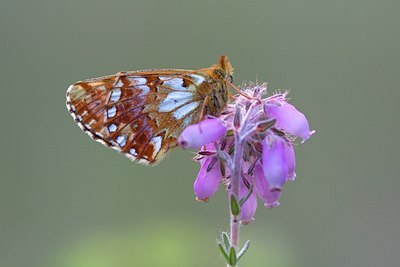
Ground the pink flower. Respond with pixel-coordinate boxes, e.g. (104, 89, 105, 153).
(239, 178, 257, 224)
(181, 83, 314, 220)
(262, 136, 288, 191)
(254, 163, 281, 208)
(193, 156, 222, 202)
(285, 143, 296, 181)
(264, 102, 313, 141)
(178, 117, 227, 149)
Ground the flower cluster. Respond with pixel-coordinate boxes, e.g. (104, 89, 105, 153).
(178, 83, 314, 224)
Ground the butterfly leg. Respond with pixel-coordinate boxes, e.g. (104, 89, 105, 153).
(228, 90, 237, 100)
(195, 95, 212, 134)
(199, 95, 210, 121)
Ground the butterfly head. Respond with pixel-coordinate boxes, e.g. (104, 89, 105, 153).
(213, 55, 234, 83)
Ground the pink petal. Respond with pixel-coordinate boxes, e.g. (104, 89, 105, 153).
(262, 136, 288, 191)
(178, 118, 227, 149)
(254, 164, 282, 208)
(285, 143, 296, 181)
(239, 179, 257, 224)
(193, 157, 222, 201)
(265, 102, 312, 141)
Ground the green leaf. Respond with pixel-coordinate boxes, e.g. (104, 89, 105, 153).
(228, 145, 235, 155)
(233, 106, 242, 129)
(230, 195, 240, 216)
(239, 184, 253, 206)
(256, 118, 276, 132)
(222, 232, 230, 250)
(238, 240, 251, 260)
(219, 159, 226, 177)
(218, 243, 229, 262)
(228, 247, 237, 266)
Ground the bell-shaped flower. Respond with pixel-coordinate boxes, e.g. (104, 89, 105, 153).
(239, 178, 257, 224)
(193, 157, 222, 202)
(262, 136, 288, 191)
(264, 102, 313, 141)
(253, 164, 281, 208)
(178, 117, 227, 149)
(285, 143, 296, 181)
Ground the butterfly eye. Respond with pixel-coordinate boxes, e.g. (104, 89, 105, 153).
(214, 68, 224, 78)
(229, 74, 234, 83)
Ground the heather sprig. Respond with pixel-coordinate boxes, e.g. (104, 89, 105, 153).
(178, 83, 314, 266)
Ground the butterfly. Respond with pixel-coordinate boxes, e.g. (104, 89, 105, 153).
(66, 55, 234, 165)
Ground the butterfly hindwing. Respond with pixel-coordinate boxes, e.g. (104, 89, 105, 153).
(66, 70, 206, 164)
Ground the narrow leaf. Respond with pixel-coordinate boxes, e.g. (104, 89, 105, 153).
(198, 150, 216, 156)
(206, 156, 218, 172)
(229, 247, 237, 266)
(256, 118, 276, 132)
(219, 159, 226, 177)
(230, 195, 240, 216)
(218, 243, 229, 262)
(220, 138, 227, 150)
(228, 145, 235, 155)
(222, 232, 230, 250)
(238, 240, 251, 260)
(247, 158, 259, 175)
(239, 184, 253, 206)
(233, 105, 242, 129)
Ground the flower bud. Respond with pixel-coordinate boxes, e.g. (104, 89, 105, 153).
(178, 118, 227, 149)
(194, 157, 222, 201)
(254, 164, 281, 208)
(264, 102, 312, 141)
(262, 136, 288, 191)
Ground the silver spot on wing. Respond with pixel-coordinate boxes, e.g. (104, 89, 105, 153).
(110, 89, 121, 102)
(173, 101, 199, 119)
(158, 91, 193, 112)
(107, 106, 117, 118)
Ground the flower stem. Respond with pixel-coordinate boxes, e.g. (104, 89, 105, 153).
(229, 131, 244, 266)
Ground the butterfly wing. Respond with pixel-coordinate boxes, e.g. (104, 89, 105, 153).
(66, 70, 208, 165)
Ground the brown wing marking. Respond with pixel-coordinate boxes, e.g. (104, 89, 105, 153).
(66, 71, 206, 165)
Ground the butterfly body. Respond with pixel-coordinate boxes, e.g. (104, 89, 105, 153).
(66, 55, 233, 165)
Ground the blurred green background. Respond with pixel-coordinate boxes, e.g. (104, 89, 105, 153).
(1, 0, 399, 266)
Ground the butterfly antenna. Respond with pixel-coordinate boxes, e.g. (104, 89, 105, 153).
(225, 80, 261, 103)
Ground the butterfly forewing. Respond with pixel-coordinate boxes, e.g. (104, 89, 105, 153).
(66, 71, 208, 164)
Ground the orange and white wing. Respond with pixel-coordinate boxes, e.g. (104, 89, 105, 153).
(66, 70, 208, 165)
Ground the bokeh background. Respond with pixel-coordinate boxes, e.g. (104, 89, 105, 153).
(1, 0, 399, 266)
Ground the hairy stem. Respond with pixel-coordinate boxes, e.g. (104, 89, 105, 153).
(228, 101, 259, 267)
(229, 131, 244, 266)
